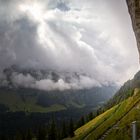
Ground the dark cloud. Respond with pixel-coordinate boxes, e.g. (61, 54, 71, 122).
(0, 0, 139, 90)
(56, 1, 70, 11)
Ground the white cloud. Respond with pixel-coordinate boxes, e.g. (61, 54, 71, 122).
(0, 0, 139, 90)
(5, 72, 101, 91)
(11, 73, 35, 87)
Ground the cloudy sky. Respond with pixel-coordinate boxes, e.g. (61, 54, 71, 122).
(0, 0, 139, 90)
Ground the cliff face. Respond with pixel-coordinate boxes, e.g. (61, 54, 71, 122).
(127, 0, 140, 59)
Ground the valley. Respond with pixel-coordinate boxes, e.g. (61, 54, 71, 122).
(0, 0, 139, 139)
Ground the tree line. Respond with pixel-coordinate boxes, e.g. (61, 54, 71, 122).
(0, 118, 74, 140)
(0, 108, 105, 140)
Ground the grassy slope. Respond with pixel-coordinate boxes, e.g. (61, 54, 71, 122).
(104, 89, 140, 140)
(71, 88, 140, 140)
(0, 90, 66, 113)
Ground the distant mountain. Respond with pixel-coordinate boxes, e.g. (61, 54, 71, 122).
(0, 65, 118, 113)
(0, 85, 117, 113)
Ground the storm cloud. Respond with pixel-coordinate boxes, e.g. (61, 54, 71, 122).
(0, 0, 139, 90)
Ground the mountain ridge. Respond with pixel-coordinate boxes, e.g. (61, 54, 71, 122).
(69, 88, 140, 140)
(105, 70, 140, 110)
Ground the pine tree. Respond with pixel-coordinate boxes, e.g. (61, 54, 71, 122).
(26, 129, 33, 140)
(48, 119, 57, 140)
(76, 116, 85, 128)
(21, 133, 26, 140)
(96, 109, 100, 116)
(81, 116, 85, 125)
(61, 120, 67, 139)
(37, 127, 47, 140)
(57, 131, 61, 140)
(14, 131, 22, 140)
(0, 134, 9, 140)
(88, 112, 93, 121)
(68, 118, 74, 137)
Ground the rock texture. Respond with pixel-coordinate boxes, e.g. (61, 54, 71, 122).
(126, 0, 140, 59)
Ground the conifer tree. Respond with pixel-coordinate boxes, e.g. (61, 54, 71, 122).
(37, 127, 47, 140)
(48, 119, 57, 140)
(14, 131, 22, 140)
(76, 116, 85, 128)
(26, 129, 33, 140)
(88, 112, 93, 121)
(0, 134, 9, 140)
(68, 118, 74, 137)
(61, 120, 67, 139)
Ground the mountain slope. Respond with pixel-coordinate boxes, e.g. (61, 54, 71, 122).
(0, 88, 67, 113)
(70, 88, 140, 140)
(0, 86, 117, 113)
(106, 70, 140, 109)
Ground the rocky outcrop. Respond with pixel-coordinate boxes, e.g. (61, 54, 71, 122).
(126, 0, 140, 59)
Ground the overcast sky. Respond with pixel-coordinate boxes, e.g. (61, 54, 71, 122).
(0, 0, 139, 90)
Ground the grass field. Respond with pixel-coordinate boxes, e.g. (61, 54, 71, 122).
(0, 90, 66, 113)
(70, 88, 140, 140)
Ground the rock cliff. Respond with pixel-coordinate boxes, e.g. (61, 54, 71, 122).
(127, 0, 140, 59)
